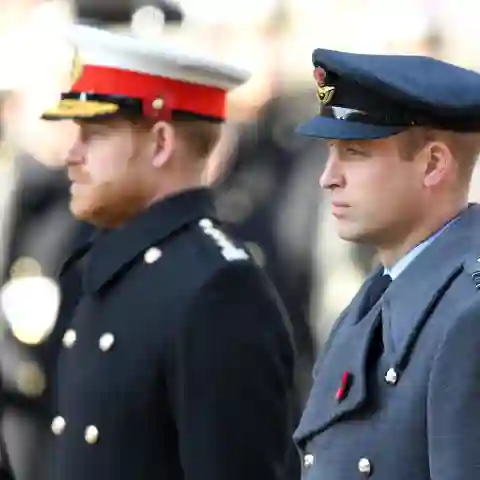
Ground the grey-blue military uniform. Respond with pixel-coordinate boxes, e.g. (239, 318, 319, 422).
(294, 49, 480, 479)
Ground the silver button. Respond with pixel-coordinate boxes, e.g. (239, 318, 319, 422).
(51, 416, 66, 435)
(303, 453, 314, 469)
(385, 368, 398, 385)
(358, 457, 372, 475)
(62, 329, 77, 348)
(99, 333, 115, 352)
(199, 218, 213, 229)
(144, 247, 162, 264)
(85, 425, 99, 444)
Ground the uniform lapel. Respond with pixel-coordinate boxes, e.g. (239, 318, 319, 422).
(379, 205, 478, 371)
(294, 299, 382, 444)
(58, 225, 98, 277)
(82, 188, 217, 294)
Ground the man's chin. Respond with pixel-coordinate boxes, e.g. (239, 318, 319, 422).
(69, 197, 135, 228)
(335, 224, 368, 244)
(69, 198, 96, 223)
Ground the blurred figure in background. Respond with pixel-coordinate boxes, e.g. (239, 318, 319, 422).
(0, 149, 92, 480)
(0, 2, 186, 479)
(0, 2, 93, 478)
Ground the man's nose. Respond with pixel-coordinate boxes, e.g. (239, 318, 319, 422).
(65, 134, 85, 166)
(319, 153, 344, 190)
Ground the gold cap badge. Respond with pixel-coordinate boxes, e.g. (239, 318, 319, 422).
(314, 66, 335, 106)
(71, 46, 83, 85)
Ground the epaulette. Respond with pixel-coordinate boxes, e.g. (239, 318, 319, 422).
(198, 218, 249, 262)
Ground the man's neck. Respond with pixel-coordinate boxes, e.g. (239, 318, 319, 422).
(148, 179, 205, 208)
(97, 180, 206, 230)
(378, 203, 467, 269)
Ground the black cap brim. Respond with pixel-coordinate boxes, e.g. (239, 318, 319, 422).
(296, 116, 405, 140)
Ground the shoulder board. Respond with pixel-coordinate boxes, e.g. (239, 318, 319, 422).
(198, 218, 250, 262)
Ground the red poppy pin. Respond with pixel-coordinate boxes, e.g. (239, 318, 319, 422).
(335, 371, 352, 402)
(313, 66, 326, 86)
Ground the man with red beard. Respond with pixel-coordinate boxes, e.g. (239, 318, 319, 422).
(40, 25, 295, 480)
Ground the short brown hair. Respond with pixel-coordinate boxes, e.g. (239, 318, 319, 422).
(172, 117, 222, 160)
(128, 112, 222, 160)
(397, 127, 480, 183)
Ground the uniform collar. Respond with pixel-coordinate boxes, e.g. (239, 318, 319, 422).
(77, 187, 217, 293)
(381, 203, 479, 370)
(384, 215, 460, 280)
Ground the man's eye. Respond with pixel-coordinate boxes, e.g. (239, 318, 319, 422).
(346, 147, 366, 156)
(83, 129, 103, 140)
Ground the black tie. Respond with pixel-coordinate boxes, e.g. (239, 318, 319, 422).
(358, 271, 392, 319)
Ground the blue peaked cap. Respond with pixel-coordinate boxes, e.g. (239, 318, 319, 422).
(297, 49, 480, 140)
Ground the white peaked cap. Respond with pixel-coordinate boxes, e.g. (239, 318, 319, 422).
(43, 24, 251, 121)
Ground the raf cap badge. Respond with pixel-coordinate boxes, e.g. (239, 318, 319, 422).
(314, 66, 335, 106)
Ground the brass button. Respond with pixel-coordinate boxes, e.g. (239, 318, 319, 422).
(9, 256, 42, 278)
(144, 247, 162, 264)
(63, 329, 77, 348)
(51, 416, 66, 435)
(152, 97, 164, 110)
(385, 368, 398, 385)
(99, 333, 115, 352)
(358, 457, 372, 475)
(85, 425, 99, 444)
(303, 453, 314, 469)
(16, 362, 46, 397)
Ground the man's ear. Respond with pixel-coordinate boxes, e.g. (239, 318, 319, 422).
(422, 141, 453, 188)
(151, 121, 176, 168)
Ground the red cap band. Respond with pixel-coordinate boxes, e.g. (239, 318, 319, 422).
(73, 65, 227, 119)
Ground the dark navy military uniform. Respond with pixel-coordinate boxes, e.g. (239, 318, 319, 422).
(47, 188, 295, 480)
(294, 49, 480, 479)
(39, 22, 294, 480)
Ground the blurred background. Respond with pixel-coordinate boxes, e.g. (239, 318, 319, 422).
(0, 0, 479, 478)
